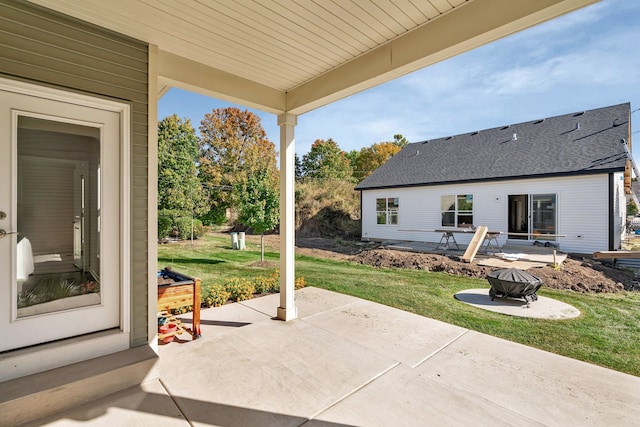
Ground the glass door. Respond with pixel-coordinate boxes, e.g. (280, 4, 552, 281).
(0, 88, 121, 352)
(508, 195, 529, 240)
(508, 194, 557, 241)
(531, 194, 557, 240)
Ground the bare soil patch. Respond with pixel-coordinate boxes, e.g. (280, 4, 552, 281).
(296, 237, 640, 293)
(351, 249, 640, 293)
(211, 232, 640, 293)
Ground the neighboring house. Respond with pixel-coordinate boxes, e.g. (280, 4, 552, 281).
(356, 103, 632, 254)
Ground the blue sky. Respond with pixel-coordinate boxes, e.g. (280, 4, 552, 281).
(158, 0, 639, 157)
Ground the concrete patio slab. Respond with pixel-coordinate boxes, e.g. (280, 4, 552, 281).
(303, 296, 468, 367)
(21, 379, 187, 426)
(236, 293, 281, 317)
(168, 297, 274, 345)
(27, 287, 640, 426)
(308, 362, 529, 426)
(295, 286, 365, 318)
(455, 288, 581, 319)
(416, 330, 640, 426)
(159, 316, 398, 427)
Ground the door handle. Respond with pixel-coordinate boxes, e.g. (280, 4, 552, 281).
(0, 230, 19, 238)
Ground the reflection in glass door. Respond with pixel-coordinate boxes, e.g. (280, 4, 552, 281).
(531, 194, 557, 240)
(508, 194, 557, 241)
(508, 195, 529, 240)
(16, 116, 101, 317)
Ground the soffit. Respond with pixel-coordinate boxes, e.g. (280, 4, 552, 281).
(26, 0, 599, 114)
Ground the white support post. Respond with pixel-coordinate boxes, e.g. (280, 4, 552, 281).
(277, 113, 298, 321)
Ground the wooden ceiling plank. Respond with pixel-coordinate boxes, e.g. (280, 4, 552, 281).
(372, 0, 420, 30)
(428, 0, 456, 14)
(332, 1, 398, 41)
(409, 0, 442, 19)
(257, 0, 371, 54)
(447, 0, 469, 7)
(136, 1, 310, 88)
(301, 0, 380, 49)
(150, 0, 329, 76)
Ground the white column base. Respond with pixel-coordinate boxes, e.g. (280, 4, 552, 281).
(277, 305, 298, 321)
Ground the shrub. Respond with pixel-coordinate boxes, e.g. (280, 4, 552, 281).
(224, 278, 255, 302)
(253, 270, 280, 294)
(175, 217, 204, 240)
(158, 214, 173, 240)
(295, 276, 306, 289)
(159, 209, 205, 240)
(201, 283, 230, 307)
(174, 217, 192, 239)
(192, 219, 206, 238)
(252, 270, 306, 293)
(199, 206, 228, 226)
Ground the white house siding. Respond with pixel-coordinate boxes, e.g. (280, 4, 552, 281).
(361, 174, 613, 254)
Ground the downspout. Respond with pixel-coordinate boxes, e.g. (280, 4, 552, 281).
(609, 173, 614, 251)
(360, 190, 363, 240)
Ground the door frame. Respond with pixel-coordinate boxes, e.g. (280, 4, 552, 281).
(0, 77, 131, 381)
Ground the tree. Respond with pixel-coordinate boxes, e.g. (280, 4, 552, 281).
(198, 107, 277, 216)
(392, 134, 409, 148)
(352, 141, 403, 182)
(295, 153, 304, 178)
(301, 138, 352, 180)
(344, 149, 360, 176)
(234, 169, 280, 261)
(158, 115, 208, 214)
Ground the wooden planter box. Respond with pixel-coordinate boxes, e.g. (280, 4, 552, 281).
(157, 267, 201, 341)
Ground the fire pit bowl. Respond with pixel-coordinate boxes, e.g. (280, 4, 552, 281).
(486, 268, 543, 305)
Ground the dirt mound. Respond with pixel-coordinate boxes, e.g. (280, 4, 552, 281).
(222, 232, 640, 293)
(295, 180, 360, 239)
(353, 250, 493, 278)
(351, 249, 640, 293)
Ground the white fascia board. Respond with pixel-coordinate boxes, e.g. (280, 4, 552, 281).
(158, 50, 286, 114)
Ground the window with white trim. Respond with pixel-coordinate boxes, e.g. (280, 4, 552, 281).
(441, 194, 473, 227)
(376, 197, 399, 225)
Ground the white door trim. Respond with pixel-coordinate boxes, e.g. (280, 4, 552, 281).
(0, 76, 131, 381)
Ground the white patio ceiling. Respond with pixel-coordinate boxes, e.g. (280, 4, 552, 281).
(28, 0, 598, 114)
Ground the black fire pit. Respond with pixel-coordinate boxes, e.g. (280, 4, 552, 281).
(486, 268, 543, 305)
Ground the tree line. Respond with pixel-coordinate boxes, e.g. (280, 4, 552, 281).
(158, 107, 407, 249)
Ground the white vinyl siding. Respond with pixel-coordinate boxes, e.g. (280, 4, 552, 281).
(361, 174, 612, 253)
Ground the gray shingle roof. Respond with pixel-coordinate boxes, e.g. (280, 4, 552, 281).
(356, 103, 631, 190)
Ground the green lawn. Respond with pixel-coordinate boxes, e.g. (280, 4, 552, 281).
(159, 233, 640, 377)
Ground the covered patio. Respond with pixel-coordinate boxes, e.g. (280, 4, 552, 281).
(3, 0, 629, 425)
(25, 287, 640, 426)
(22, 0, 606, 326)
